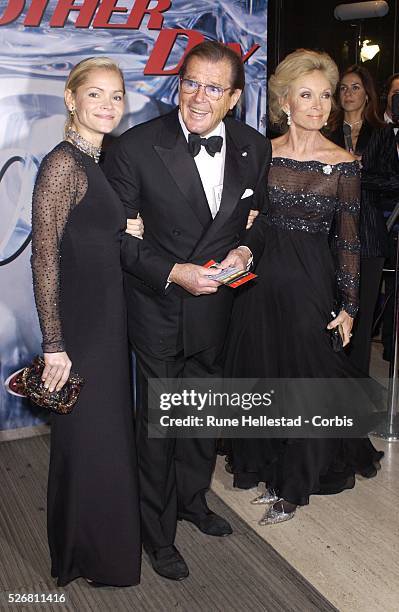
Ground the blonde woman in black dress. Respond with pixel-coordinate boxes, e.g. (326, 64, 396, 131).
(31, 58, 143, 586)
(224, 49, 383, 525)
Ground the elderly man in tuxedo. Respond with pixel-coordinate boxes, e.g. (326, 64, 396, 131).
(105, 40, 271, 580)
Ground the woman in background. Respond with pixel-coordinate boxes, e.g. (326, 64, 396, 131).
(31, 57, 143, 586)
(328, 65, 382, 155)
(327, 65, 386, 374)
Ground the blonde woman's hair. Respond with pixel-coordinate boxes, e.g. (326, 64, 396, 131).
(64, 57, 125, 135)
(268, 49, 339, 131)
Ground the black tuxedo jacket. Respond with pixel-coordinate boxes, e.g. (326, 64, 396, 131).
(104, 108, 271, 358)
(360, 125, 399, 257)
(329, 122, 399, 257)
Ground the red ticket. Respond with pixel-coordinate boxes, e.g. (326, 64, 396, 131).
(228, 272, 257, 288)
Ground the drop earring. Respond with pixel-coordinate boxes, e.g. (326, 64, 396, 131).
(70, 107, 75, 117)
(286, 109, 291, 126)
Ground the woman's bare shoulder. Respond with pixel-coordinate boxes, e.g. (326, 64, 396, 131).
(320, 138, 356, 164)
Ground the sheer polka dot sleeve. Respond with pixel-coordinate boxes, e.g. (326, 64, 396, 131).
(31, 143, 87, 352)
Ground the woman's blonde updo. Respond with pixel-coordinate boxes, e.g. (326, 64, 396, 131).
(64, 57, 125, 135)
(268, 49, 339, 131)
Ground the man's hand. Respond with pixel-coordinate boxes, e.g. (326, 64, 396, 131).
(42, 351, 72, 392)
(219, 247, 252, 272)
(327, 310, 354, 347)
(169, 263, 221, 296)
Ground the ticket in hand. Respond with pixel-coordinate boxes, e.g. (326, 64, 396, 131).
(203, 260, 257, 288)
(207, 266, 243, 282)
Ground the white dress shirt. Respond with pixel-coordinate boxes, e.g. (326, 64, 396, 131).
(178, 110, 226, 218)
(165, 112, 252, 287)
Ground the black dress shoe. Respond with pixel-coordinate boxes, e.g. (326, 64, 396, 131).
(146, 545, 189, 581)
(181, 512, 233, 537)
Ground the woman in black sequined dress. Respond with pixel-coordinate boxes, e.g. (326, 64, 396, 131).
(31, 58, 143, 586)
(224, 50, 383, 525)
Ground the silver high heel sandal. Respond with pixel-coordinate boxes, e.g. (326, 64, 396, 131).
(251, 488, 279, 505)
(258, 500, 296, 525)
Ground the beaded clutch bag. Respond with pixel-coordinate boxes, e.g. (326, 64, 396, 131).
(7, 356, 84, 414)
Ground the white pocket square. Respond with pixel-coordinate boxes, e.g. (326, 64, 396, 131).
(241, 188, 254, 199)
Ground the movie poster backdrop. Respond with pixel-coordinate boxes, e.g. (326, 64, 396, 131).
(0, 0, 267, 430)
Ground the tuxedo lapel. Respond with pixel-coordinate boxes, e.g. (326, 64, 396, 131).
(188, 119, 251, 259)
(204, 121, 249, 241)
(218, 128, 249, 218)
(154, 111, 212, 228)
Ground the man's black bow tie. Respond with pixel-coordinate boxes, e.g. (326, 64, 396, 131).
(188, 133, 223, 157)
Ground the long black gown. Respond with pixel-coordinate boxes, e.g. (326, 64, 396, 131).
(31, 141, 141, 586)
(224, 157, 383, 505)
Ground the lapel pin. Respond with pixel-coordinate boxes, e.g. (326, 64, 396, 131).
(242, 151, 248, 157)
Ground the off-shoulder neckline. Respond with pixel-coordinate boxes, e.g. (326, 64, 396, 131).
(271, 156, 359, 168)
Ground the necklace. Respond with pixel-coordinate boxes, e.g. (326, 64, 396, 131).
(343, 119, 363, 129)
(66, 128, 101, 163)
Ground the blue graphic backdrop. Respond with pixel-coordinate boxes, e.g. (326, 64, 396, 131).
(0, 0, 268, 430)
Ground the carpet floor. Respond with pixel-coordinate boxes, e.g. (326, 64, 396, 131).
(0, 435, 337, 612)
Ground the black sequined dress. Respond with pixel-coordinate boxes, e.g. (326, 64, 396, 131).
(31, 141, 141, 586)
(224, 158, 383, 504)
